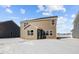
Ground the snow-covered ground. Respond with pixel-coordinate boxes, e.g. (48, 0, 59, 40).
(0, 38, 79, 54)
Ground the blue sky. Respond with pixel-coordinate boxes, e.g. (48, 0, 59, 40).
(0, 5, 79, 33)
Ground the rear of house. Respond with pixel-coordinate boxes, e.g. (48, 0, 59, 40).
(20, 16, 58, 40)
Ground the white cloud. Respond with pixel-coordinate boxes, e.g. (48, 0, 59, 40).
(1, 5, 13, 14)
(37, 5, 66, 16)
(42, 12, 51, 16)
(71, 14, 76, 19)
(6, 8, 13, 13)
(57, 15, 73, 33)
(57, 16, 68, 26)
(37, 5, 45, 12)
(44, 5, 66, 12)
(20, 8, 26, 14)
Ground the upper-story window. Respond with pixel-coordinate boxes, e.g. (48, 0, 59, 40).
(52, 20, 55, 25)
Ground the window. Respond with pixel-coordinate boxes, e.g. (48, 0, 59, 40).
(46, 31, 49, 35)
(50, 31, 52, 35)
(24, 23, 28, 27)
(31, 30, 33, 35)
(27, 30, 34, 35)
(52, 20, 54, 25)
(27, 30, 30, 35)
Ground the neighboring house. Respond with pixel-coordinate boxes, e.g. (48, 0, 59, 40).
(72, 13, 79, 38)
(0, 20, 20, 38)
(57, 33, 72, 39)
(20, 16, 58, 40)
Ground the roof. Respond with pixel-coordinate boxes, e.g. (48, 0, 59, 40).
(0, 20, 18, 26)
(0, 20, 14, 24)
(21, 16, 58, 23)
(0, 20, 19, 31)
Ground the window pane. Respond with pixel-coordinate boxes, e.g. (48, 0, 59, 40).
(50, 31, 52, 35)
(52, 20, 54, 25)
(31, 30, 33, 32)
(27, 30, 30, 35)
(46, 31, 49, 35)
(31, 30, 33, 35)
